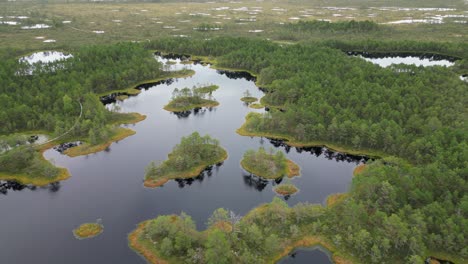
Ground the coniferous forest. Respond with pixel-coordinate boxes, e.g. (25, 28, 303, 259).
(0, 1, 466, 263)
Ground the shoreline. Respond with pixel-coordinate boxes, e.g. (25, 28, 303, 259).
(240, 158, 300, 180)
(163, 100, 219, 112)
(97, 69, 196, 98)
(237, 114, 384, 159)
(64, 127, 137, 157)
(144, 149, 228, 188)
(128, 221, 169, 264)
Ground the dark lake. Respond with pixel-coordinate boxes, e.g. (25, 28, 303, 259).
(0, 56, 365, 264)
(278, 246, 333, 264)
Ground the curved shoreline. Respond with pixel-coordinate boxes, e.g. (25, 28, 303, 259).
(0, 168, 70, 187)
(163, 100, 219, 112)
(73, 223, 104, 240)
(97, 69, 196, 98)
(64, 127, 137, 157)
(144, 148, 228, 188)
(128, 221, 169, 264)
(270, 236, 354, 264)
(237, 113, 384, 159)
(273, 184, 299, 196)
(240, 158, 300, 179)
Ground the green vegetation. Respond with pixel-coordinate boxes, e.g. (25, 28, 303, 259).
(274, 183, 299, 196)
(73, 222, 103, 240)
(145, 37, 466, 262)
(240, 89, 257, 104)
(129, 198, 354, 264)
(0, 42, 189, 184)
(241, 147, 299, 179)
(164, 86, 219, 112)
(240, 97, 257, 103)
(144, 132, 227, 188)
(193, 84, 219, 94)
(1, 0, 466, 261)
(249, 103, 263, 109)
(0, 145, 69, 186)
(1, 1, 467, 50)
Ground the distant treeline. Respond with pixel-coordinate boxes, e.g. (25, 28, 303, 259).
(287, 20, 381, 33)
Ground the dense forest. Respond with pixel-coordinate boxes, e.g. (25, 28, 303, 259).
(0, 43, 162, 135)
(142, 37, 467, 262)
(0, 43, 165, 180)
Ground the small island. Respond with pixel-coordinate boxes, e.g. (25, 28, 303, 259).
(193, 84, 219, 94)
(144, 132, 227, 188)
(164, 86, 219, 112)
(241, 147, 300, 179)
(73, 222, 103, 240)
(274, 183, 299, 196)
(240, 89, 258, 104)
(249, 103, 263, 109)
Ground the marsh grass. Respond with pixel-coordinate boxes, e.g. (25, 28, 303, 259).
(0, 1, 466, 50)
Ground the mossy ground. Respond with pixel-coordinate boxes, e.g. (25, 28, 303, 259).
(73, 223, 103, 240)
(163, 99, 219, 112)
(273, 184, 299, 196)
(241, 157, 299, 179)
(64, 127, 136, 157)
(249, 103, 264, 109)
(240, 96, 258, 103)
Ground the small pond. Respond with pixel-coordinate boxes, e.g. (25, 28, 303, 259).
(348, 51, 456, 67)
(278, 247, 333, 264)
(19, 51, 73, 74)
(20, 51, 73, 64)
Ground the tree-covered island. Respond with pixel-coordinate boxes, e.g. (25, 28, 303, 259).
(144, 132, 227, 188)
(164, 86, 219, 112)
(241, 147, 300, 179)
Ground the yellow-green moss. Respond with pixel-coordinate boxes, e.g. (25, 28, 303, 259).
(163, 99, 219, 112)
(273, 184, 299, 196)
(249, 103, 264, 109)
(240, 158, 299, 180)
(64, 128, 136, 157)
(73, 223, 103, 240)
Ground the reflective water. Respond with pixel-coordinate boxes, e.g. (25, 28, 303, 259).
(19, 51, 73, 64)
(278, 247, 333, 264)
(355, 53, 455, 67)
(0, 57, 364, 264)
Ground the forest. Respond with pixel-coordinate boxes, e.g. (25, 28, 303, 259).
(139, 37, 467, 262)
(130, 198, 330, 264)
(0, 43, 167, 181)
(1, 0, 467, 262)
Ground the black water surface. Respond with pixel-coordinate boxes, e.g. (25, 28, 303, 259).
(278, 247, 333, 264)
